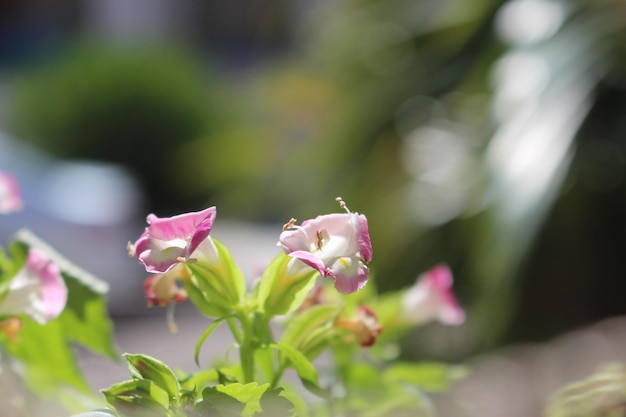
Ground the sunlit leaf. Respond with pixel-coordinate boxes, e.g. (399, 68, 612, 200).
(197, 386, 245, 417)
(124, 353, 181, 403)
(3, 317, 91, 394)
(270, 342, 330, 399)
(178, 368, 219, 394)
(215, 382, 270, 417)
(279, 304, 339, 360)
(186, 238, 246, 312)
(256, 252, 318, 316)
(384, 361, 468, 392)
(102, 379, 170, 417)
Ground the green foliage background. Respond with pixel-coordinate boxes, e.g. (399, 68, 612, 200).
(5, 0, 626, 360)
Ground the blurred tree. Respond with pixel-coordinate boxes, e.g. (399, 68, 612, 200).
(5, 40, 234, 213)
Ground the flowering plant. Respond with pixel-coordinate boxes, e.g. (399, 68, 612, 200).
(0, 171, 117, 415)
(0, 171, 466, 417)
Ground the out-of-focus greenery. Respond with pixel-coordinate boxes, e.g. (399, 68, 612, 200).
(6, 0, 626, 358)
(185, 0, 626, 357)
(544, 363, 626, 417)
(5, 41, 235, 212)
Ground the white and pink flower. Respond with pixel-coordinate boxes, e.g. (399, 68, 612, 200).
(278, 202, 372, 294)
(402, 263, 465, 326)
(129, 207, 217, 274)
(143, 263, 189, 307)
(0, 249, 68, 324)
(0, 171, 23, 214)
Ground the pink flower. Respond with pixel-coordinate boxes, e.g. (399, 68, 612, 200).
(143, 263, 189, 307)
(278, 201, 372, 294)
(0, 249, 68, 324)
(129, 207, 217, 274)
(0, 171, 23, 214)
(335, 305, 382, 347)
(401, 264, 465, 326)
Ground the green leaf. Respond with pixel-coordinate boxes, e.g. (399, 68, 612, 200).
(256, 252, 319, 316)
(194, 315, 235, 367)
(59, 274, 117, 360)
(258, 387, 297, 417)
(3, 317, 91, 395)
(212, 238, 247, 304)
(124, 353, 181, 403)
(270, 342, 330, 399)
(384, 362, 468, 392)
(181, 279, 229, 318)
(197, 386, 245, 417)
(280, 304, 339, 359)
(0, 241, 28, 284)
(102, 379, 170, 417)
(216, 382, 270, 417)
(179, 368, 219, 394)
(186, 238, 246, 312)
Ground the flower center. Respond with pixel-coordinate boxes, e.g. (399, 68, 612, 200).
(312, 229, 331, 252)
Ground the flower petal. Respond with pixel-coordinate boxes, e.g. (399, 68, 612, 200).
(402, 264, 464, 326)
(132, 207, 217, 273)
(355, 214, 372, 263)
(0, 171, 23, 214)
(330, 257, 369, 294)
(287, 250, 329, 276)
(0, 249, 67, 323)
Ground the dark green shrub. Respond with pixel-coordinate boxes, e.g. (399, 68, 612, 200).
(6, 40, 228, 212)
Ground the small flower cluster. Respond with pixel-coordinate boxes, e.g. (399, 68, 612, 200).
(111, 197, 466, 416)
(0, 167, 466, 417)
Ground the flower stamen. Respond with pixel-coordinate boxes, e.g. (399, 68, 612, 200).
(316, 230, 324, 250)
(283, 218, 298, 231)
(175, 256, 198, 264)
(127, 241, 136, 258)
(336, 196, 351, 213)
(166, 302, 178, 333)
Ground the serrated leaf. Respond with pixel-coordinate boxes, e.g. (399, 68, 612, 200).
(258, 387, 297, 417)
(256, 252, 319, 316)
(384, 362, 468, 392)
(102, 379, 170, 417)
(124, 353, 180, 402)
(198, 386, 245, 417)
(270, 342, 330, 399)
(179, 368, 219, 394)
(216, 382, 270, 417)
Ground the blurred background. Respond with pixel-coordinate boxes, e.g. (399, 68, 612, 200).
(1, 0, 626, 415)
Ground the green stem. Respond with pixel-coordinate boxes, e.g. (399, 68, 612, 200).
(270, 362, 288, 389)
(237, 311, 255, 383)
(226, 317, 242, 344)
